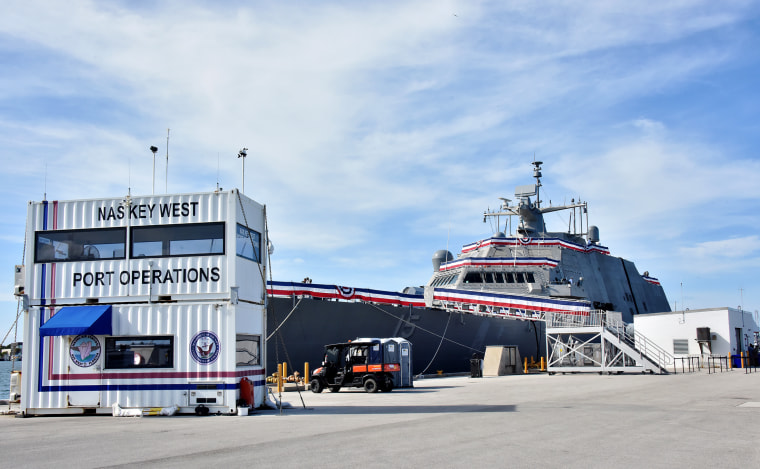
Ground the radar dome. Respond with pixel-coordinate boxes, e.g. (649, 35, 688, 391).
(432, 250, 454, 272)
(494, 231, 506, 238)
(588, 225, 600, 244)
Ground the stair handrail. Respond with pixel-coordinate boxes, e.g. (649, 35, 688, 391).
(602, 318, 673, 372)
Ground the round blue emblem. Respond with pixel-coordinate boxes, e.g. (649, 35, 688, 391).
(70, 335, 101, 368)
(190, 331, 220, 365)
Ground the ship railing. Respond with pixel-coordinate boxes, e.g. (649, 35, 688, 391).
(545, 310, 605, 328)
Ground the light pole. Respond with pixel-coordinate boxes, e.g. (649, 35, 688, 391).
(149, 146, 158, 194)
(238, 148, 248, 193)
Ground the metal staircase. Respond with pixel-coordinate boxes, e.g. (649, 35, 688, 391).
(428, 287, 672, 374)
(545, 311, 672, 374)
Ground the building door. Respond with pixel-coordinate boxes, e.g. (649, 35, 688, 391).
(399, 341, 412, 387)
(66, 335, 103, 407)
(735, 327, 744, 364)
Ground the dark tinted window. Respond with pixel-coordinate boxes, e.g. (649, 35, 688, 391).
(236, 224, 261, 263)
(105, 336, 173, 369)
(464, 272, 483, 283)
(132, 223, 224, 258)
(35, 228, 126, 263)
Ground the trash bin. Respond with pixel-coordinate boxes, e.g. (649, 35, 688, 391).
(732, 355, 742, 368)
(470, 358, 482, 378)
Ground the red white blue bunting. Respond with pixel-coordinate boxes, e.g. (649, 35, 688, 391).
(433, 287, 590, 314)
(266, 281, 426, 307)
(439, 257, 559, 271)
(462, 236, 610, 255)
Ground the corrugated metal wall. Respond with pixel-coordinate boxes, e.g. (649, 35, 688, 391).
(21, 190, 268, 413)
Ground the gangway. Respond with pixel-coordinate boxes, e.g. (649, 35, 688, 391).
(427, 288, 671, 374)
(545, 311, 672, 374)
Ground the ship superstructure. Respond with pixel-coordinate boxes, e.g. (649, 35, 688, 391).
(425, 161, 670, 323)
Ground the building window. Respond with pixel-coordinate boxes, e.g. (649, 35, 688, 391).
(105, 336, 174, 369)
(35, 228, 126, 263)
(236, 334, 260, 366)
(236, 224, 261, 263)
(131, 222, 224, 258)
(673, 339, 689, 355)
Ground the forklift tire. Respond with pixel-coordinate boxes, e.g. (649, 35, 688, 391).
(329, 386, 341, 393)
(310, 378, 324, 393)
(363, 377, 379, 393)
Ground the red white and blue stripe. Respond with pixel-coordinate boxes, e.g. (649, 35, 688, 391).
(267, 281, 426, 307)
(462, 236, 610, 255)
(433, 288, 590, 314)
(438, 257, 559, 271)
(642, 275, 661, 286)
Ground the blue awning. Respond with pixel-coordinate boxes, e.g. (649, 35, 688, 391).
(39, 305, 113, 337)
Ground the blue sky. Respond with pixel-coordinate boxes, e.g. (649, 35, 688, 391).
(1, 0, 760, 336)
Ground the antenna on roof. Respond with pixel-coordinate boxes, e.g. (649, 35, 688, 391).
(216, 153, 221, 192)
(128, 156, 132, 197)
(165, 128, 170, 193)
(238, 147, 248, 193)
(43, 162, 48, 201)
(150, 145, 158, 194)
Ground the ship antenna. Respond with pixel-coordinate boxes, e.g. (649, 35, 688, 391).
(532, 159, 543, 208)
(43, 162, 48, 201)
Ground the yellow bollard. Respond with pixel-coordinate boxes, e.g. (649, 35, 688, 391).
(524, 357, 528, 374)
(728, 353, 732, 369)
(277, 363, 283, 393)
(304, 362, 310, 384)
(283, 362, 288, 382)
(540, 356, 545, 371)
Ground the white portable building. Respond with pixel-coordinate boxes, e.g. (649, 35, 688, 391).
(18, 189, 268, 415)
(633, 307, 759, 363)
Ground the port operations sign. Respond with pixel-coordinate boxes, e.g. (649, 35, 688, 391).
(26, 192, 266, 302)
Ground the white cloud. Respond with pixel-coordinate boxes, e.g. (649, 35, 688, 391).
(0, 0, 759, 321)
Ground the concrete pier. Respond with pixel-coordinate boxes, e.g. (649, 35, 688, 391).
(2, 370, 759, 467)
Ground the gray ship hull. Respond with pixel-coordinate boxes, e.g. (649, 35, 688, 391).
(266, 297, 545, 376)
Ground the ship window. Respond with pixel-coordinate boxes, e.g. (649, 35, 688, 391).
(236, 224, 261, 263)
(484, 273, 496, 283)
(516, 272, 525, 283)
(35, 228, 126, 263)
(526, 272, 535, 283)
(104, 336, 174, 369)
(447, 273, 459, 285)
(236, 334, 261, 366)
(131, 222, 224, 258)
(493, 272, 505, 283)
(464, 272, 483, 283)
(505, 273, 515, 283)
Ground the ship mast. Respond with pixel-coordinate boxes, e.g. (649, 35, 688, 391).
(483, 160, 589, 240)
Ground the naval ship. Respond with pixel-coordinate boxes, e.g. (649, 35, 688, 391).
(266, 161, 670, 375)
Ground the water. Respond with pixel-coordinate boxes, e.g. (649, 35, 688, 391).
(0, 360, 22, 400)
